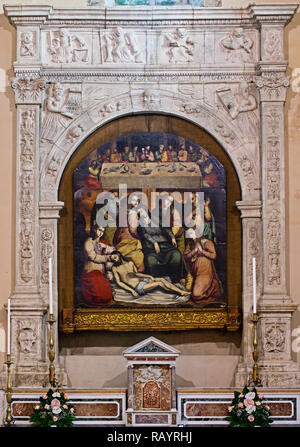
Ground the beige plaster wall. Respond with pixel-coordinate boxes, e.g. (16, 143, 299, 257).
(0, 0, 300, 387)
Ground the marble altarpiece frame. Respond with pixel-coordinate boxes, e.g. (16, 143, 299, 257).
(3, 3, 300, 388)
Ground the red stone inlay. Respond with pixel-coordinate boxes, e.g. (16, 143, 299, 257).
(143, 381, 161, 408)
(135, 414, 169, 424)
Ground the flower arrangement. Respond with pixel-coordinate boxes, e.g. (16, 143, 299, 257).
(226, 386, 273, 427)
(30, 388, 76, 427)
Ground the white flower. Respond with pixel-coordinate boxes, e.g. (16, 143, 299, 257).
(52, 406, 62, 415)
(245, 392, 256, 400)
(52, 392, 61, 398)
(246, 405, 256, 414)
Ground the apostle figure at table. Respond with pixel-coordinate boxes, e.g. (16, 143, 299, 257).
(137, 207, 185, 283)
(187, 144, 198, 162)
(145, 145, 155, 162)
(80, 224, 115, 306)
(103, 147, 111, 163)
(122, 145, 130, 162)
(184, 228, 223, 303)
(111, 252, 189, 298)
(178, 144, 188, 162)
(110, 146, 122, 163)
(169, 144, 178, 162)
(129, 145, 139, 162)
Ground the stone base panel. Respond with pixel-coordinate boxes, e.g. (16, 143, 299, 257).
(177, 389, 300, 426)
(2, 388, 300, 426)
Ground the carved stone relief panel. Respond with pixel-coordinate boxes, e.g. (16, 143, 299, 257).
(18, 107, 38, 286)
(217, 28, 257, 64)
(159, 28, 199, 64)
(100, 28, 145, 64)
(18, 28, 38, 60)
(42, 29, 91, 65)
(261, 27, 284, 62)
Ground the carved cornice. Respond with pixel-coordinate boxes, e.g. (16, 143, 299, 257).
(3, 4, 298, 28)
(250, 4, 299, 26)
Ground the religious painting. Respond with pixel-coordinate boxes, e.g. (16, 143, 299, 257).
(73, 132, 227, 314)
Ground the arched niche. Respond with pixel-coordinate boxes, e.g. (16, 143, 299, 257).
(58, 113, 242, 337)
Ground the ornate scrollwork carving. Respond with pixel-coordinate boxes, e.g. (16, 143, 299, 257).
(255, 72, 289, 102)
(12, 77, 45, 104)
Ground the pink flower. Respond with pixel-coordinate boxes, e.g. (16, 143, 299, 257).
(44, 404, 49, 410)
(70, 408, 74, 414)
(63, 405, 68, 410)
(42, 395, 47, 400)
(244, 398, 255, 407)
(238, 402, 244, 408)
(239, 394, 244, 398)
(265, 405, 270, 411)
(248, 415, 255, 422)
(52, 416, 57, 422)
(51, 398, 61, 408)
(256, 401, 261, 406)
(34, 405, 40, 410)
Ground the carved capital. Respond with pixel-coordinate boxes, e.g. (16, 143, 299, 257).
(236, 200, 262, 218)
(255, 73, 289, 102)
(12, 77, 45, 105)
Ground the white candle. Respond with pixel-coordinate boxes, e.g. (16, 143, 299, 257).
(252, 257, 256, 314)
(7, 298, 11, 355)
(49, 257, 53, 314)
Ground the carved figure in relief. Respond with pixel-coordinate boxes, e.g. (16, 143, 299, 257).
(268, 254, 281, 285)
(264, 30, 281, 61)
(164, 28, 194, 63)
(142, 89, 160, 110)
(220, 28, 253, 63)
(217, 82, 258, 140)
(103, 27, 143, 63)
(20, 31, 35, 57)
(41, 83, 72, 143)
(48, 29, 89, 63)
(21, 222, 33, 258)
(239, 155, 254, 177)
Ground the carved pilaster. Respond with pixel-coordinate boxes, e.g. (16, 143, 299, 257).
(235, 201, 262, 387)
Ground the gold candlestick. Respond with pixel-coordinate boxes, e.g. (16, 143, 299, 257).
(5, 354, 13, 425)
(48, 313, 57, 388)
(252, 313, 262, 387)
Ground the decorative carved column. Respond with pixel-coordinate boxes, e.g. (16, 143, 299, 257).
(234, 201, 263, 387)
(40, 201, 67, 387)
(251, 5, 300, 387)
(4, 77, 49, 387)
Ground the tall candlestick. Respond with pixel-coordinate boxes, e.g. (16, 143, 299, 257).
(252, 257, 256, 314)
(7, 298, 10, 355)
(49, 258, 53, 314)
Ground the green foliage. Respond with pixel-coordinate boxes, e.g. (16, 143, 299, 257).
(29, 388, 76, 427)
(226, 386, 273, 427)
